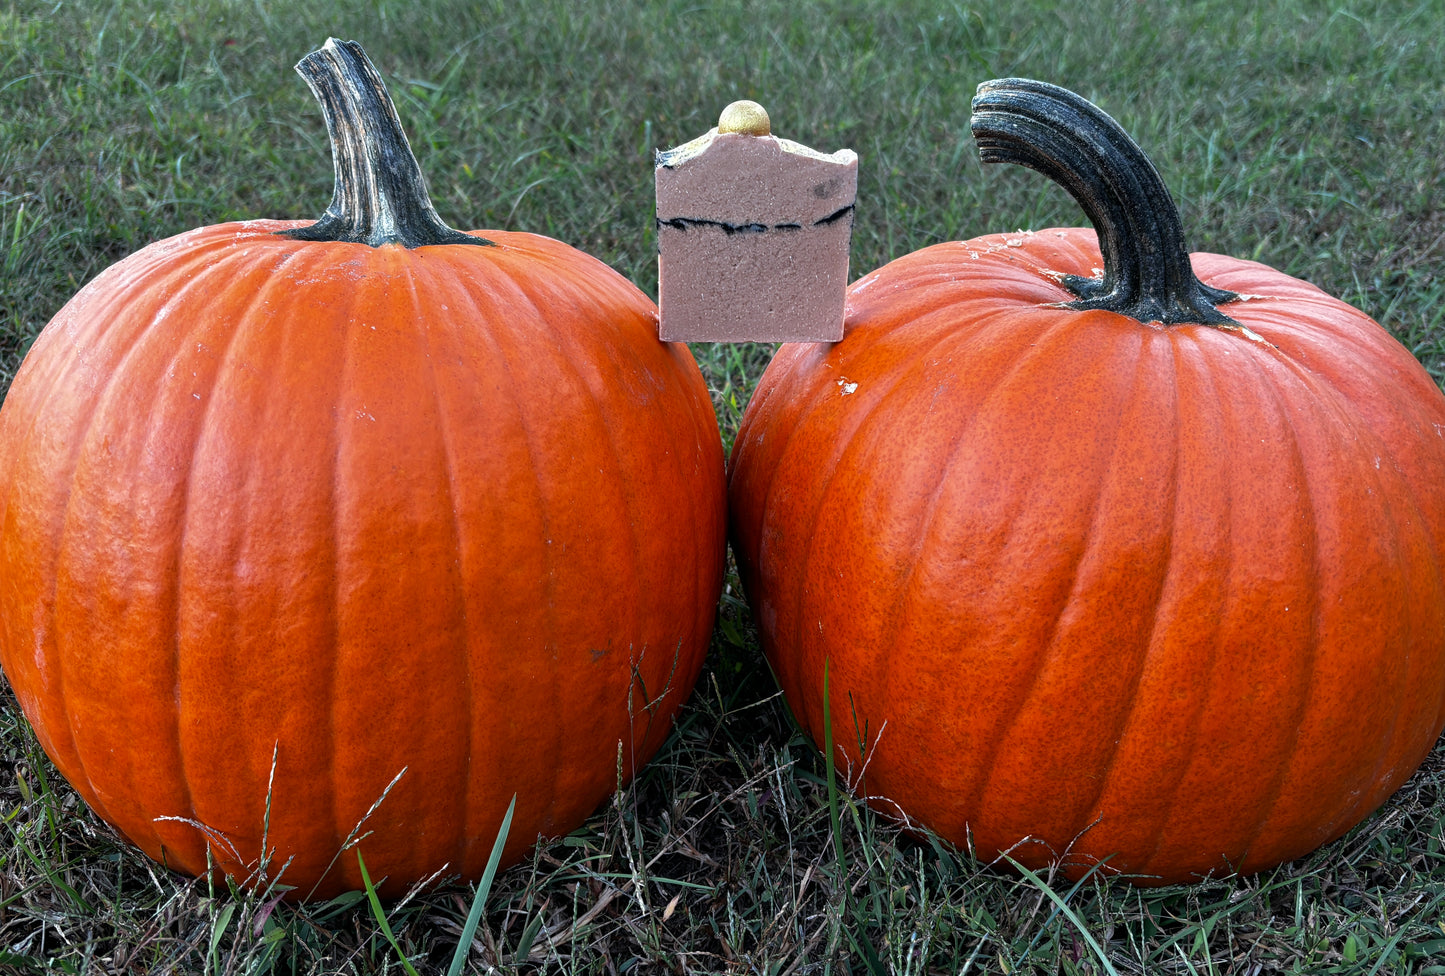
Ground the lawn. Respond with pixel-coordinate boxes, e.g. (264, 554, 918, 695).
(3, 0, 1445, 972)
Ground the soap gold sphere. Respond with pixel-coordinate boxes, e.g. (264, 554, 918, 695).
(718, 100, 770, 136)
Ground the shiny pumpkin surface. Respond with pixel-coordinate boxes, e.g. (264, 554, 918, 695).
(728, 227, 1445, 883)
(0, 219, 727, 897)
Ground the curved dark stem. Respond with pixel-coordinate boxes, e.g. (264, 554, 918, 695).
(970, 78, 1235, 326)
(279, 38, 491, 248)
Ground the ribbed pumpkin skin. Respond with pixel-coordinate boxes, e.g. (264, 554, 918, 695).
(0, 219, 726, 898)
(729, 227, 1445, 883)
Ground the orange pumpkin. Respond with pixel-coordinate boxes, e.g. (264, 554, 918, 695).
(0, 39, 726, 898)
(728, 78, 1445, 883)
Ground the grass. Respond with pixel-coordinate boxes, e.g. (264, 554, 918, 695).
(3, 0, 1445, 971)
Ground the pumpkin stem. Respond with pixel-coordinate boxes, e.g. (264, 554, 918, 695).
(279, 38, 491, 249)
(969, 78, 1237, 326)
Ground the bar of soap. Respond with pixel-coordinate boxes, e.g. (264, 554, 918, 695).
(655, 101, 858, 343)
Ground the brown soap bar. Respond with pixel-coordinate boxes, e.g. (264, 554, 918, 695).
(655, 102, 858, 342)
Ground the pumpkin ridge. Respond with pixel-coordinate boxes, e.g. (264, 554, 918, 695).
(1129, 329, 1318, 875)
(1216, 277, 1426, 388)
(327, 255, 485, 887)
(735, 342, 918, 715)
(42, 244, 274, 844)
(21, 387, 108, 829)
(424, 261, 539, 872)
(308, 254, 367, 893)
(507, 271, 659, 781)
(818, 329, 1007, 776)
(857, 310, 1083, 788)
(166, 247, 313, 873)
(1238, 349, 1435, 864)
(514, 263, 714, 821)
(404, 261, 475, 877)
(1281, 339, 1438, 790)
(44, 246, 226, 848)
(231, 247, 348, 890)
(1294, 417, 1423, 856)
(776, 317, 1003, 745)
(1127, 329, 1239, 875)
(447, 267, 566, 855)
(1397, 423, 1445, 775)
(511, 260, 656, 619)
(1217, 346, 1327, 872)
(287, 243, 380, 893)
(960, 321, 1148, 832)
(1066, 329, 1184, 860)
(0, 284, 125, 804)
(451, 268, 566, 833)
(800, 305, 1079, 802)
(604, 366, 712, 783)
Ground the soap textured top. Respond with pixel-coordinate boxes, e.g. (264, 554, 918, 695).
(657, 132, 857, 226)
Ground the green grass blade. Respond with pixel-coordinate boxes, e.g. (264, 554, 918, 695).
(357, 851, 422, 976)
(513, 910, 546, 964)
(447, 793, 516, 976)
(1015, 855, 1116, 967)
(207, 901, 236, 975)
(1006, 856, 1121, 976)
